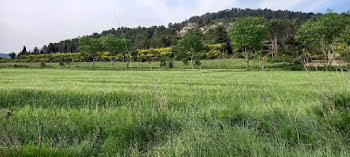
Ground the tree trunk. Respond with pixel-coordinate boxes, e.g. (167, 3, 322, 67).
(92, 60, 95, 70)
(128, 53, 132, 70)
(269, 37, 275, 58)
(328, 41, 335, 66)
(122, 55, 126, 70)
(274, 35, 278, 56)
(111, 58, 115, 70)
(259, 54, 263, 70)
(191, 54, 194, 70)
(284, 45, 288, 53)
(245, 48, 249, 70)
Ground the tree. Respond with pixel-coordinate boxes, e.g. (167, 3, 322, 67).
(48, 43, 56, 53)
(9, 52, 16, 59)
(337, 26, 350, 61)
(267, 19, 294, 58)
(99, 34, 126, 69)
(204, 25, 232, 53)
(204, 25, 229, 44)
(19, 46, 27, 56)
(175, 29, 205, 69)
(337, 26, 350, 45)
(33, 47, 40, 54)
(295, 13, 350, 66)
(79, 36, 102, 69)
(228, 17, 268, 69)
(41, 45, 48, 54)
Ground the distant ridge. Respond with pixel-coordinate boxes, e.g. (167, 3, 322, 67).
(0, 53, 9, 59)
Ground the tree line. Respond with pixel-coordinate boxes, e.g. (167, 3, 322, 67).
(16, 8, 319, 55)
(10, 9, 350, 70)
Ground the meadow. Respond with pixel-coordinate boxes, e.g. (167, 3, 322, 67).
(0, 67, 349, 156)
(0, 58, 290, 70)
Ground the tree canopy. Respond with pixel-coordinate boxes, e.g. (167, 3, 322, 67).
(228, 17, 267, 69)
(175, 29, 205, 69)
(295, 13, 350, 64)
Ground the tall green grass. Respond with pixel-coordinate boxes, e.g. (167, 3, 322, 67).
(0, 58, 290, 70)
(0, 69, 349, 156)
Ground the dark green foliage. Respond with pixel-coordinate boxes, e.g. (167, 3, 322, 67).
(188, 8, 317, 25)
(195, 57, 201, 66)
(9, 52, 16, 59)
(40, 62, 46, 67)
(229, 17, 267, 51)
(33, 47, 40, 54)
(182, 57, 189, 65)
(168, 59, 174, 68)
(19, 46, 27, 56)
(99, 34, 126, 56)
(59, 60, 65, 67)
(296, 13, 349, 55)
(160, 56, 167, 67)
(175, 29, 205, 68)
(228, 17, 268, 69)
(204, 25, 229, 44)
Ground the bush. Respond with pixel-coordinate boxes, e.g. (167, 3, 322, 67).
(40, 62, 46, 67)
(160, 57, 167, 67)
(195, 57, 201, 66)
(59, 61, 65, 67)
(182, 58, 189, 65)
(284, 65, 305, 71)
(168, 59, 174, 68)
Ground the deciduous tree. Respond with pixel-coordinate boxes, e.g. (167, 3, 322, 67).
(79, 36, 102, 69)
(9, 52, 16, 59)
(228, 17, 267, 69)
(99, 34, 126, 69)
(175, 29, 205, 69)
(295, 13, 350, 66)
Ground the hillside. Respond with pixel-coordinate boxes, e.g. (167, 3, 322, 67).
(21, 8, 318, 54)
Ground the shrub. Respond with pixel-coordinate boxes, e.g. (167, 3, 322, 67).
(182, 58, 189, 65)
(160, 56, 167, 67)
(195, 57, 201, 66)
(40, 62, 46, 67)
(168, 59, 174, 68)
(59, 60, 65, 67)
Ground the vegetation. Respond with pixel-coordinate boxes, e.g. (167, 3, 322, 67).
(0, 69, 349, 156)
(99, 34, 127, 69)
(1, 7, 350, 156)
(8, 52, 16, 59)
(79, 36, 103, 69)
(174, 30, 205, 69)
(228, 17, 267, 69)
(7, 10, 349, 71)
(0, 59, 291, 70)
(295, 13, 350, 66)
(13, 8, 318, 55)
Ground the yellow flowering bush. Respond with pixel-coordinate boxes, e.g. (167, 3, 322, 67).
(12, 44, 227, 63)
(16, 53, 83, 62)
(137, 47, 172, 62)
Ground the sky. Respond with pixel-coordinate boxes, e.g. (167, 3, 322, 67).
(0, 0, 349, 53)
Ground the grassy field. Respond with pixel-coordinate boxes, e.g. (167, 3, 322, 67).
(0, 68, 349, 156)
(0, 58, 290, 70)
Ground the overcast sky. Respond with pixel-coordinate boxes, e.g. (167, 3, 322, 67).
(1, 0, 349, 53)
